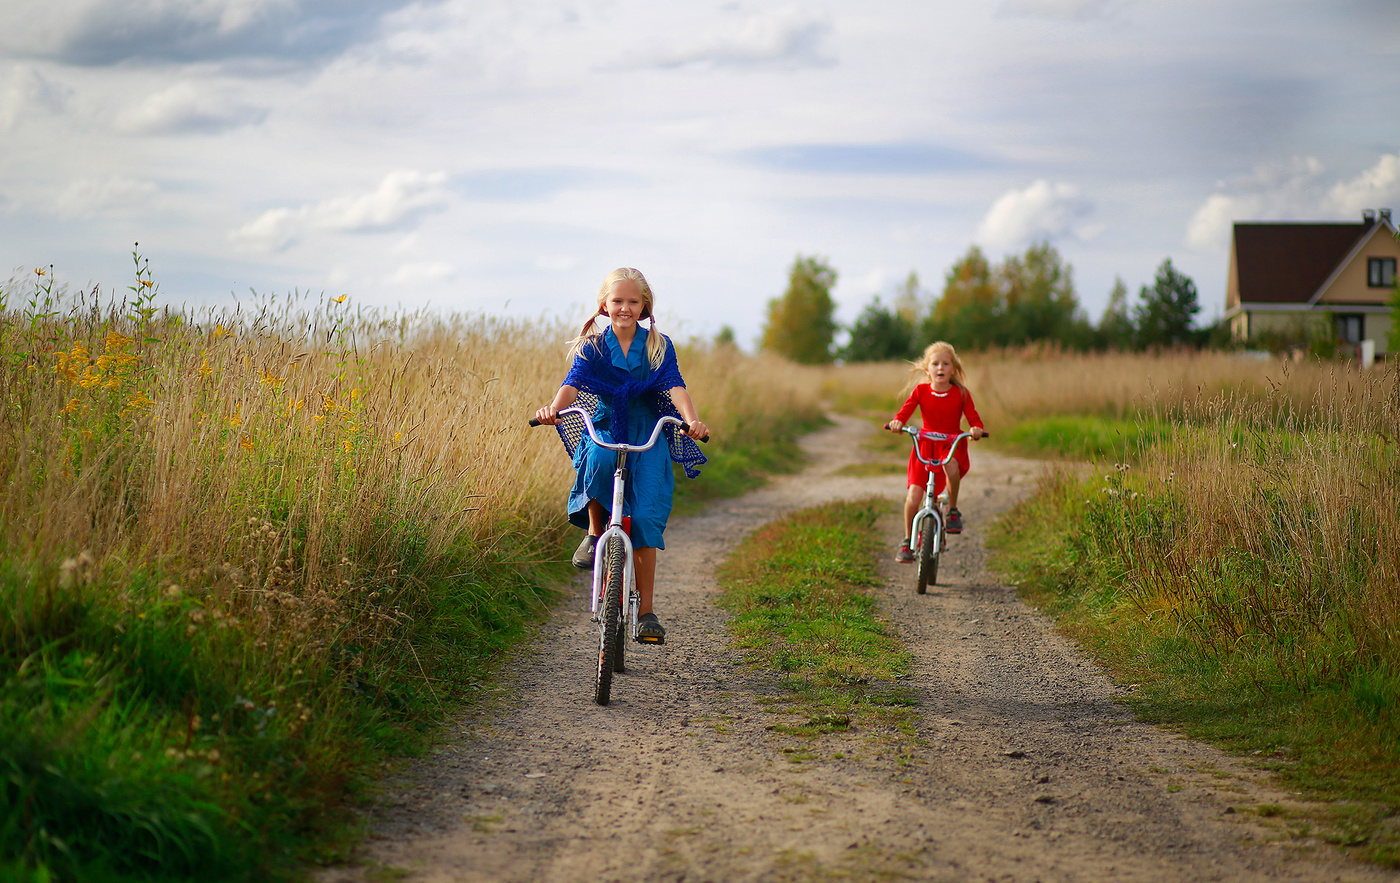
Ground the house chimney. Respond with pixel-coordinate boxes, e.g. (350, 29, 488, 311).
(1382, 208, 1394, 224)
(1363, 209, 1376, 225)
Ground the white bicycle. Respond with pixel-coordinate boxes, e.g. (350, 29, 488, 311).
(889, 427, 984, 594)
(532, 406, 704, 705)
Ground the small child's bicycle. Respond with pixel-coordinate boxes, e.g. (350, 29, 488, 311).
(531, 406, 703, 706)
(888, 426, 985, 594)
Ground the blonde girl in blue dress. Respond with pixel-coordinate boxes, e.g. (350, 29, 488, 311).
(534, 268, 708, 643)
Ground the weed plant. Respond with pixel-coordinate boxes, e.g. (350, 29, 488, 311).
(0, 260, 822, 882)
(989, 365, 1400, 867)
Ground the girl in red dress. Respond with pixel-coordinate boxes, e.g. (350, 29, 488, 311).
(886, 341, 985, 563)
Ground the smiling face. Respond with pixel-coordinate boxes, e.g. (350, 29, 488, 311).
(602, 277, 648, 334)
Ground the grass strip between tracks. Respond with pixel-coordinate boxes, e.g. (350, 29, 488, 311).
(716, 499, 917, 758)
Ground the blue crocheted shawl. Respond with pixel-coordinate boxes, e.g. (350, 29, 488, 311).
(554, 331, 707, 479)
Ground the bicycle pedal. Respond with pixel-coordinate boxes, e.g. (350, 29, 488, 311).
(635, 634, 664, 645)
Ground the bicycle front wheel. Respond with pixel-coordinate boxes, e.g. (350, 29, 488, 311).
(593, 536, 626, 705)
(916, 514, 938, 594)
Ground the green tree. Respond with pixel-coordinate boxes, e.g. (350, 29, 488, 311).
(923, 245, 999, 348)
(1133, 258, 1200, 348)
(761, 255, 839, 364)
(892, 270, 923, 324)
(1098, 276, 1135, 350)
(841, 296, 917, 362)
(923, 243, 1087, 349)
(1000, 242, 1082, 344)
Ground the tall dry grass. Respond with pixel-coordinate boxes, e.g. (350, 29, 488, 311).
(816, 347, 1378, 431)
(0, 267, 822, 880)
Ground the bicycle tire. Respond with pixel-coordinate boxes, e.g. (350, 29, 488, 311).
(593, 536, 626, 705)
(916, 514, 938, 594)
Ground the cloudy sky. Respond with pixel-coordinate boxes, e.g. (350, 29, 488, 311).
(2, 0, 1398, 345)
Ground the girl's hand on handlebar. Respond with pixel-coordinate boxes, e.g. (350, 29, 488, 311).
(534, 405, 559, 426)
(684, 419, 709, 441)
(886, 419, 903, 432)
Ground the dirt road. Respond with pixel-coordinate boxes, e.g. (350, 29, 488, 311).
(321, 414, 1386, 882)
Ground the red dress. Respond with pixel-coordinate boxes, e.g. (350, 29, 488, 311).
(893, 383, 984, 493)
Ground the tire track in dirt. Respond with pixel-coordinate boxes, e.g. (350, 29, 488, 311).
(320, 414, 1387, 883)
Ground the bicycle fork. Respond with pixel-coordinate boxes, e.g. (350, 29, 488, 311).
(910, 489, 949, 557)
(590, 457, 639, 639)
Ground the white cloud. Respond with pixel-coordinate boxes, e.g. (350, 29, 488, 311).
(975, 180, 1093, 254)
(121, 83, 268, 135)
(230, 170, 451, 252)
(1325, 153, 1400, 216)
(0, 66, 73, 130)
(1181, 155, 1400, 252)
(56, 175, 159, 218)
(997, 0, 1116, 20)
(0, 0, 417, 67)
(632, 5, 835, 69)
(385, 261, 454, 286)
(534, 254, 579, 272)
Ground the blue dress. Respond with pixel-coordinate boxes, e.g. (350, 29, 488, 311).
(566, 327, 676, 549)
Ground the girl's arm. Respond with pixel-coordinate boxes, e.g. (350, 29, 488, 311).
(962, 389, 986, 439)
(668, 386, 708, 440)
(535, 385, 579, 426)
(888, 385, 924, 431)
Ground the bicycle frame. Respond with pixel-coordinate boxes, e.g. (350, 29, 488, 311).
(557, 406, 684, 642)
(901, 428, 974, 549)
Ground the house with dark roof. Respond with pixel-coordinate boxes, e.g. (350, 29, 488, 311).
(1225, 209, 1400, 355)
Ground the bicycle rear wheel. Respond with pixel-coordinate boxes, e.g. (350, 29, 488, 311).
(593, 536, 626, 705)
(916, 514, 938, 594)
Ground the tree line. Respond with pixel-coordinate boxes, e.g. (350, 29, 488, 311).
(757, 244, 1218, 364)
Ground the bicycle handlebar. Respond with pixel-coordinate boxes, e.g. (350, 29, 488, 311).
(530, 407, 709, 445)
(887, 423, 986, 468)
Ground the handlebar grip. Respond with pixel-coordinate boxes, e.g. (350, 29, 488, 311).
(680, 422, 710, 443)
(979, 430, 990, 438)
(528, 418, 542, 427)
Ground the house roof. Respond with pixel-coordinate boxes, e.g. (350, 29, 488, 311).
(1232, 221, 1372, 304)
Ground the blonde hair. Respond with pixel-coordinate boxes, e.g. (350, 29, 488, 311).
(567, 267, 667, 369)
(908, 340, 968, 390)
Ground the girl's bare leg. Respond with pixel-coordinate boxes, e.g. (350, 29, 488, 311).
(635, 547, 657, 615)
(945, 459, 963, 510)
(903, 485, 922, 538)
(587, 499, 606, 535)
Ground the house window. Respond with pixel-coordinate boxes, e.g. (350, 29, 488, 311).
(1368, 257, 1397, 287)
(1335, 314, 1364, 344)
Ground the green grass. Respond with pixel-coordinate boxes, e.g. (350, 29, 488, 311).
(992, 414, 1169, 462)
(0, 546, 564, 883)
(716, 499, 916, 750)
(988, 467, 1400, 869)
(671, 411, 828, 516)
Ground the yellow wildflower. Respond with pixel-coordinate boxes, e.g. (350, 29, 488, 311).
(260, 369, 285, 386)
(240, 435, 255, 451)
(342, 439, 352, 453)
(331, 295, 348, 304)
(393, 431, 403, 443)
(214, 324, 229, 340)
(229, 415, 242, 428)
(34, 267, 45, 276)
(62, 397, 83, 414)
(199, 355, 213, 378)
(124, 390, 154, 413)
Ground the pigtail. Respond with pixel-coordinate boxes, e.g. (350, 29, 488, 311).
(566, 307, 606, 362)
(645, 315, 666, 369)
